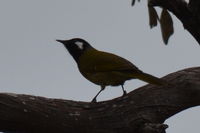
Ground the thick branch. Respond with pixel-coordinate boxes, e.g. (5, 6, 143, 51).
(149, 0, 200, 44)
(0, 67, 200, 133)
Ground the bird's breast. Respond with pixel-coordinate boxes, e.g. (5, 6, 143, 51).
(77, 50, 134, 86)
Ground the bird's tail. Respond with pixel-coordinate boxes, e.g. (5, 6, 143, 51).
(134, 72, 166, 85)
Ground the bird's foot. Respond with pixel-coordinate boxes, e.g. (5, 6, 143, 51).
(91, 98, 97, 103)
(122, 90, 127, 96)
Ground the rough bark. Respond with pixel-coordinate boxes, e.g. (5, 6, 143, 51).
(0, 67, 200, 133)
(149, 0, 200, 45)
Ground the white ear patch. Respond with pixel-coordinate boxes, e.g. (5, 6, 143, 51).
(75, 41, 84, 50)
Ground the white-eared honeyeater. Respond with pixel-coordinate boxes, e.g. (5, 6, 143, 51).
(57, 38, 165, 102)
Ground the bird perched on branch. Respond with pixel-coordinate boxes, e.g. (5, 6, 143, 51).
(56, 38, 165, 102)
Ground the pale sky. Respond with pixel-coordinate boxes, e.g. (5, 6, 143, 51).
(0, 1, 199, 133)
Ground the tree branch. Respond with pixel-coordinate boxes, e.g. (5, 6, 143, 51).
(0, 67, 200, 133)
(149, 0, 200, 45)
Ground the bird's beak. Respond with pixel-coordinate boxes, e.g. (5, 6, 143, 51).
(56, 39, 65, 43)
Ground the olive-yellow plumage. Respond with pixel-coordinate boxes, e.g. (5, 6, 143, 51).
(56, 38, 165, 102)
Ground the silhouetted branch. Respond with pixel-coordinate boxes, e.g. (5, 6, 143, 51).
(0, 67, 200, 133)
(149, 0, 200, 45)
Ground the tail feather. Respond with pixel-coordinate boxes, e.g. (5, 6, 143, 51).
(134, 72, 166, 85)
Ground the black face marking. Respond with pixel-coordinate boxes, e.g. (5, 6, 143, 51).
(56, 38, 94, 63)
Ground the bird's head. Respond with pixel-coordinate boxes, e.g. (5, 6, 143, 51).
(56, 38, 93, 62)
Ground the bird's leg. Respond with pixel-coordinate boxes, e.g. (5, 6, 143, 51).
(91, 86, 105, 103)
(121, 85, 127, 96)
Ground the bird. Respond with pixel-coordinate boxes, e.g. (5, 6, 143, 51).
(56, 38, 166, 102)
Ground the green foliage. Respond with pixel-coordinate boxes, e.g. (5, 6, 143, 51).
(131, 0, 140, 6)
(132, 0, 174, 44)
(148, 6, 159, 28)
(160, 9, 174, 44)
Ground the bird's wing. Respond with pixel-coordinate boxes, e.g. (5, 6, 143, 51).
(79, 50, 142, 73)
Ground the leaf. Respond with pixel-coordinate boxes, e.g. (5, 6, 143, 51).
(160, 9, 174, 44)
(132, 0, 141, 6)
(148, 6, 159, 28)
(132, 0, 135, 6)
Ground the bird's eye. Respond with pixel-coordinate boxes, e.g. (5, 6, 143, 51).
(75, 41, 84, 50)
